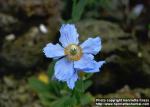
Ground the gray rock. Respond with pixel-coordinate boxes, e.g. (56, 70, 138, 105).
(76, 20, 137, 53)
(0, 76, 43, 107)
(0, 13, 20, 34)
(76, 20, 150, 94)
(0, 27, 54, 71)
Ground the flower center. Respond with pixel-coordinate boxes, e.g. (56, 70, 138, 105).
(64, 44, 82, 61)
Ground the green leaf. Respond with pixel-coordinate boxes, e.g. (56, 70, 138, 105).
(75, 79, 92, 92)
(84, 80, 92, 90)
(75, 79, 85, 93)
(47, 61, 56, 79)
(39, 94, 56, 107)
(39, 92, 58, 101)
(28, 77, 49, 93)
(47, 81, 63, 97)
(71, 0, 88, 22)
(84, 73, 93, 80)
(148, 24, 150, 29)
(50, 96, 76, 107)
(80, 93, 93, 106)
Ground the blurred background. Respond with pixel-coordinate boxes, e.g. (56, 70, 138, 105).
(0, 0, 150, 107)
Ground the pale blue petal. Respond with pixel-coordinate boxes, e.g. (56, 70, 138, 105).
(43, 43, 64, 58)
(81, 37, 101, 55)
(54, 57, 75, 81)
(74, 54, 95, 70)
(66, 72, 78, 89)
(83, 61, 105, 73)
(59, 24, 79, 47)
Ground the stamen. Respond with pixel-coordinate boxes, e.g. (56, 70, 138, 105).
(64, 44, 82, 61)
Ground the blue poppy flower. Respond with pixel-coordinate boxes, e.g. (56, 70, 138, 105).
(43, 24, 105, 89)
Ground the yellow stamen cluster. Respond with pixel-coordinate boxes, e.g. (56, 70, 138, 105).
(64, 44, 82, 61)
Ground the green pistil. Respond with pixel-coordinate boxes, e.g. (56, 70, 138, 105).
(70, 48, 77, 56)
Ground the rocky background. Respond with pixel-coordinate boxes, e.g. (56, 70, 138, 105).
(0, 0, 150, 107)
